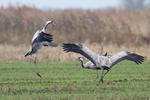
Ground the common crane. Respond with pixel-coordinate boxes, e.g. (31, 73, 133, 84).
(25, 20, 58, 77)
(63, 43, 144, 83)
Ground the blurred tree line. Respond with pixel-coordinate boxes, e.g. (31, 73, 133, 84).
(121, 0, 150, 10)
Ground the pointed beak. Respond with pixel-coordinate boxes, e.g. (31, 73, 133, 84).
(52, 22, 56, 26)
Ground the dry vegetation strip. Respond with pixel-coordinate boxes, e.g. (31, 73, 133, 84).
(0, 6, 150, 46)
(0, 42, 149, 62)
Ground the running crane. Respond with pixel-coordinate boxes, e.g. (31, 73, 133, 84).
(63, 43, 144, 83)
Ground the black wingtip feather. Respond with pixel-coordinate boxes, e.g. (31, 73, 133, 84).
(25, 52, 30, 57)
(128, 53, 145, 64)
(39, 32, 53, 42)
(63, 43, 80, 53)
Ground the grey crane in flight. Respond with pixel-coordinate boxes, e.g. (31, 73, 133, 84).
(63, 43, 144, 83)
(25, 20, 58, 77)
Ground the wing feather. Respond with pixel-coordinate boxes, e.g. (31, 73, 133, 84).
(32, 32, 53, 44)
(109, 51, 144, 67)
(63, 43, 97, 65)
(38, 32, 53, 43)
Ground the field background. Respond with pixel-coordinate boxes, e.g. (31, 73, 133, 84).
(0, 6, 150, 100)
(0, 61, 150, 100)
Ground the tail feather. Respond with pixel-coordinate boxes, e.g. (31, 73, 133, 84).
(25, 52, 31, 57)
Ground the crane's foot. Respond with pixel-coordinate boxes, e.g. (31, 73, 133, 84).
(99, 77, 104, 83)
(96, 79, 103, 85)
(96, 79, 103, 86)
(100, 79, 103, 83)
(36, 72, 42, 78)
(102, 79, 104, 83)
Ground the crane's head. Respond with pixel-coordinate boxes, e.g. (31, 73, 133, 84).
(46, 20, 54, 25)
(42, 20, 55, 32)
(77, 57, 83, 62)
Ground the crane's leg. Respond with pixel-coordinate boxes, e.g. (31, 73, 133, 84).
(96, 70, 99, 79)
(99, 69, 104, 83)
(103, 70, 110, 77)
(34, 53, 42, 78)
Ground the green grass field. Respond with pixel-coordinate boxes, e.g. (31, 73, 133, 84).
(0, 61, 150, 100)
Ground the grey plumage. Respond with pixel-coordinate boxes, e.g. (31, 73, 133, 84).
(25, 20, 58, 77)
(63, 43, 144, 83)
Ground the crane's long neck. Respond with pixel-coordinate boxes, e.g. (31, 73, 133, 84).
(79, 60, 85, 68)
(42, 23, 49, 32)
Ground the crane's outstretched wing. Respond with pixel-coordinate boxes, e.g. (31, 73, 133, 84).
(42, 42, 58, 47)
(32, 32, 53, 45)
(63, 43, 97, 65)
(38, 32, 53, 43)
(38, 32, 58, 47)
(109, 51, 144, 67)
